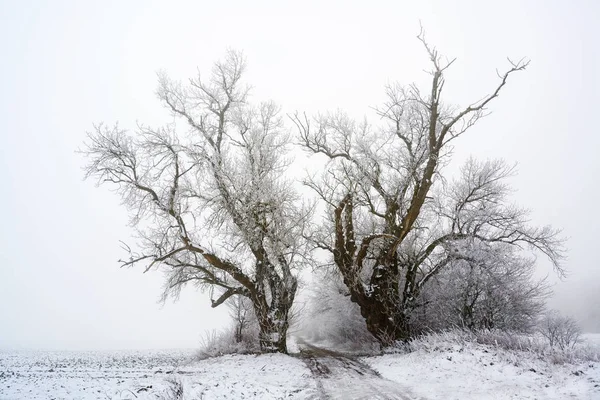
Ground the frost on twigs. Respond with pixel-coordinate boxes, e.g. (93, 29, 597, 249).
(539, 310, 582, 351)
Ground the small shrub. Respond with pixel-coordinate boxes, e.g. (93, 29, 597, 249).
(539, 310, 582, 351)
(159, 378, 184, 400)
(196, 327, 260, 360)
(474, 329, 545, 353)
(394, 328, 600, 365)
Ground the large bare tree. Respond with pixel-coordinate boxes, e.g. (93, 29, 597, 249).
(83, 50, 310, 353)
(293, 33, 565, 346)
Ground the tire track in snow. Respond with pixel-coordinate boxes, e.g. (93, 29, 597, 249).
(296, 339, 426, 400)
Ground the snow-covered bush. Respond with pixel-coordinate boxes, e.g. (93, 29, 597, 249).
(197, 326, 260, 359)
(158, 378, 184, 400)
(474, 329, 544, 352)
(539, 310, 582, 350)
(196, 295, 263, 359)
(396, 328, 600, 365)
(411, 246, 549, 335)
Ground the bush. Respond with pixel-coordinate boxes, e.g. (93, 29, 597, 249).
(539, 310, 582, 350)
(412, 250, 549, 335)
(196, 326, 260, 360)
(159, 378, 184, 400)
(396, 328, 600, 365)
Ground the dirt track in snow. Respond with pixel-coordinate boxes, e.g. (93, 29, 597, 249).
(296, 340, 424, 400)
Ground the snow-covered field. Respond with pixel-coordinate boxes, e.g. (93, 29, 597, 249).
(1, 334, 599, 399)
(0, 349, 316, 399)
(583, 333, 600, 347)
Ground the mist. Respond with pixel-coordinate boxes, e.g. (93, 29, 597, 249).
(1, 0, 598, 351)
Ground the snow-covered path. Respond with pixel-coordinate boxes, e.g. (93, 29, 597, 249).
(296, 340, 421, 400)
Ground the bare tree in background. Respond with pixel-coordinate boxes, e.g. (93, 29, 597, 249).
(413, 243, 549, 333)
(227, 295, 256, 344)
(293, 31, 565, 346)
(82, 50, 311, 353)
(540, 310, 582, 350)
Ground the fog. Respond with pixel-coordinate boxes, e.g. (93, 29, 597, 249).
(1, 0, 598, 350)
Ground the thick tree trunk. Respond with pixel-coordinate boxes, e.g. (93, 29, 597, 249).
(251, 282, 296, 353)
(254, 303, 292, 353)
(257, 320, 288, 353)
(358, 298, 411, 347)
(342, 260, 415, 347)
(355, 258, 413, 346)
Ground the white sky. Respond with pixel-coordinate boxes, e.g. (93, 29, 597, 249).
(1, 0, 598, 350)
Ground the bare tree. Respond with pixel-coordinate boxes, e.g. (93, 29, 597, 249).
(293, 31, 564, 346)
(413, 243, 549, 333)
(539, 310, 582, 350)
(227, 295, 256, 344)
(82, 50, 311, 353)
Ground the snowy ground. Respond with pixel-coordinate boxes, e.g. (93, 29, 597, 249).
(365, 340, 600, 400)
(1, 334, 599, 399)
(583, 333, 600, 347)
(296, 339, 417, 399)
(0, 349, 316, 399)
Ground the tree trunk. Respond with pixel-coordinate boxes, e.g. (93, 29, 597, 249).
(234, 324, 243, 343)
(353, 257, 412, 347)
(257, 321, 288, 353)
(359, 298, 411, 347)
(254, 303, 291, 353)
(251, 284, 295, 353)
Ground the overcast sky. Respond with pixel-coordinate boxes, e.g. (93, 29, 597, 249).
(1, 0, 598, 350)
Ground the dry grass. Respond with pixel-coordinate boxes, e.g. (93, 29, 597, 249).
(397, 329, 600, 365)
(196, 329, 260, 360)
